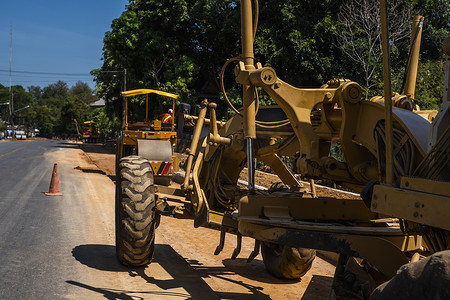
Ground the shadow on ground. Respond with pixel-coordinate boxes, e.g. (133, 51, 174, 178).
(49, 141, 114, 154)
(301, 275, 333, 299)
(220, 258, 298, 284)
(74, 166, 106, 175)
(51, 142, 80, 149)
(79, 143, 115, 155)
(71, 244, 273, 299)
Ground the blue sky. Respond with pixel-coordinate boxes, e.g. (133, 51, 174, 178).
(0, 0, 128, 90)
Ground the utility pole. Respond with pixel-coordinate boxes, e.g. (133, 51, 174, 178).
(9, 24, 14, 129)
(122, 68, 127, 129)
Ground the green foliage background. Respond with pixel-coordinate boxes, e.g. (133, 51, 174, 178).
(94, 0, 448, 121)
(0, 0, 448, 138)
(0, 81, 99, 138)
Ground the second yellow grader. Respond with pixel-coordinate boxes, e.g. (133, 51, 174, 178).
(116, 89, 179, 186)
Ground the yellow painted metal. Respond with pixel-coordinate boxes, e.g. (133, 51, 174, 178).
(183, 100, 208, 189)
(172, 97, 176, 132)
(240, 0, 257, 191)
(404, 16, 424, 99)
(238, 69, 428, 186)
(239, 194, 377, 221)
(237, 220, 412, 279)
(371, 183, 450, 231)
(119, 87, 179, 183)
(121, 89, 178, 99)
(122, 88, 178, 132)
(257, 153, 300, 187)
(191, 141, 209, 226)
(172, 156, 179, 172)
(208, 103, 232, 147)
(82, 121, 98, 141)
(153, 119, 162, 131)
(177, 1, 447, 287)
(309, 179, 317, 198)
(125, 98, 128, 129)
(182, 114, 226, 128)
(380, 0, 394, 185)
(121, 129, 178, 181)
(122, 129, 176, 145)
(400, 177, 450, 197)
(396, 235, 423, 252)
(146, 93, 148, 122)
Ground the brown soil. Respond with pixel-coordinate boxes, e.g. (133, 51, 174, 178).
(77, 142, 116, 177)
(74, 141, 346, 298)
(239, 168, 361, 199)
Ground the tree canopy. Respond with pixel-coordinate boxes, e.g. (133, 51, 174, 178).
(94, 0, 448, 120)
(2, 0, 447, 139)
(0, 81, 98, 138)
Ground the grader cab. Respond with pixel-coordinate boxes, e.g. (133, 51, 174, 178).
(117, 89, 179, 185)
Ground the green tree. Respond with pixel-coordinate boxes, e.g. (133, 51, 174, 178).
(411, 0, 449, 109)
(414, 0, 450, 60)
(59, 95, 92, 138)
(0, 85, 11, 122)
(95, 0, 196, 94)
(70, 81, 96, 103)
(38, 81, 69, 118)
(90, 106, 121, 138)
(414, 59, 445, 109)
(26, 104, 56, 137)
(335, 0, 412, 99)
(95, 0, 346, 120)
(2, 86, 33, 124)
(96, 0, 449, 123)
(42, 80, 69, 100)
(28, 86, 42, 102)
(0, 119, 6, 131)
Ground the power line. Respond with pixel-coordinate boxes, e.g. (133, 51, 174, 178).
(0, 69, 124, 77)
(2, 73, 92, 79)
(0, 69, 91, 77)
(5, 79, 94, 83)
(0, 68, 124, 87)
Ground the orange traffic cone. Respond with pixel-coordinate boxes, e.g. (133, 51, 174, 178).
(45, 163, 63, 196)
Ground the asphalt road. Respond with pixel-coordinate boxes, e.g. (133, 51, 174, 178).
(0, 140, 231, 299)
(0, 140, 67, 297)
(0, 139, 130, 299)
(0, 139, 335, 299)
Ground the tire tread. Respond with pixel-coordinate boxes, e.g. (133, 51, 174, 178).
(116, 155, 156, 266)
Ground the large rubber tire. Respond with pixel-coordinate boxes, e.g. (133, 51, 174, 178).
(261, 242, 316, 279)
(116, 155, 156, 266)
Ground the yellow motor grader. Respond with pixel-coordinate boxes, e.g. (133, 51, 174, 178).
(115, 88, 182, 266)
(82, 121, 99, 143)
(116, 89, 179, 184)
(115, 0, 449, 297)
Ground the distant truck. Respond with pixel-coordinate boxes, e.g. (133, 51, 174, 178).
(14, 130, 26, 140)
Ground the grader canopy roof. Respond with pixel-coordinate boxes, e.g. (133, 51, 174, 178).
(121, 89, 178, 99)
(121, 88, 178, 132)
